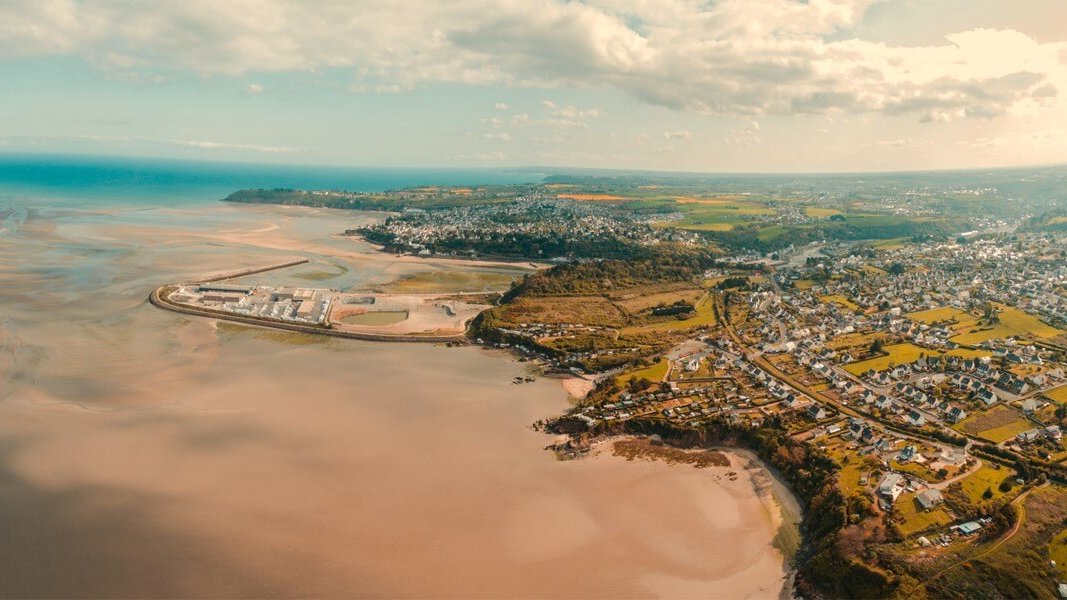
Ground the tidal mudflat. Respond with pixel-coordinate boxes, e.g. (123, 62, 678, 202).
(0, 198, 797, 598)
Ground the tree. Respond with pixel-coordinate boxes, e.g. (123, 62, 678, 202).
(982, 487, 994, 500)
(869, 339, 884, 355)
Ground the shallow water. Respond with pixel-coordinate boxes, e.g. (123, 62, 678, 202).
(0, 183, 795, 598)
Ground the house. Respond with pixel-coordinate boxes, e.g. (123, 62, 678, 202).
(947, 406, 968, 423)
(906, 410, 926, 427)
(1017, 428, 1044, 444)
(916, 489, 944, 510)
(898, 445, 917, 462)
(975, 388, 998, 406)
(878, 472, 905, 504)
(941, 446, 967, 465)
(1020, 398, 1041, 414)
(807, 405, 828, 420)
(957, 521, 983, 535)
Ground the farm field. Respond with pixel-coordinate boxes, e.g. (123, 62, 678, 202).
(955, 405, 1033, 443)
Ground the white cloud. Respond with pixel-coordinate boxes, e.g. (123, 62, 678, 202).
(727, 121, 761, 146)
(494, 102, 508, 110)
(174, 139, 298, 153)
(244, 83, 264, 94)
(0, 0, 1064, 122)
(663, 130, 693, 140)
(481, 132, 512, 141)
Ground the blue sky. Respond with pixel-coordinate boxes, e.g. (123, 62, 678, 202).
(2, 0, 1066, 172)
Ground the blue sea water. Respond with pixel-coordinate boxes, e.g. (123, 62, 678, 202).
(0, 153, 546, 207)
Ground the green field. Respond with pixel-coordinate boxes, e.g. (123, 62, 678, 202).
(958, 464, 1016, 503)
(895, 493, 953, 536)
(616, 359, 670, 387)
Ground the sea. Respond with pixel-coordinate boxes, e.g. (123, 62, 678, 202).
(0, 153, 797, 598)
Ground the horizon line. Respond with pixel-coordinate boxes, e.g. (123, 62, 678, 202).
(2, 149, 1066, 180)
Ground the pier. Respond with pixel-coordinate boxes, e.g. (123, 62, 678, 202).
(182, 257, 311, 285)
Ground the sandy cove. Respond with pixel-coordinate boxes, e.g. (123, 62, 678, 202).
(588, 436, 804, 600)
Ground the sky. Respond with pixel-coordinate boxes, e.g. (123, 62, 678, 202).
(1, 0, 1067, 173)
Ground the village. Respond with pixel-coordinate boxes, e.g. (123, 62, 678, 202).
(496, 229, 1067, 579)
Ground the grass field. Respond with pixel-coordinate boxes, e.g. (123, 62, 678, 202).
(671, 199, 775, 230)
(955, 405, 1033, 443)
(1045, 385, 1067, 403)
(612, 288, 703, 314)
(556, 193, 627, 201)
(1050, 529, 1067, 582)
(793, 279, 817, 290)
(870, 237, 907, 251)
(497, 296, 627, 327)
(826, 445, 880, 495)
(620, 293, 717, 334)
(907, 307, 976, 326)
(843, 343, 935, 374)
(950, 304, 1062, 345)
(383, 269, 517, 293)
(895, 493, 953, 536)
(927, 486, 1067, 599)
(909, 304, 1062, 345)
(958, 464, 1016, 503)
(804, 207, 842, 218)
(821, 294, 862, 313)
(616, 359, 670, 387)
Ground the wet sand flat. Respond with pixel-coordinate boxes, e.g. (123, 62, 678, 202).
(0, 197, 796, 598)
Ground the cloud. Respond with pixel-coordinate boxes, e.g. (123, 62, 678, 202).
(173, 139, 298, 153)
(727, 121, 761, 146)
(662, 130, 693, 140)
(244, 83, 264, 94)
(542, 100, 602, 120)
(494, 102, 508, 110)
(480, 132, 512, 141)
(1, 0, 1064, 121)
